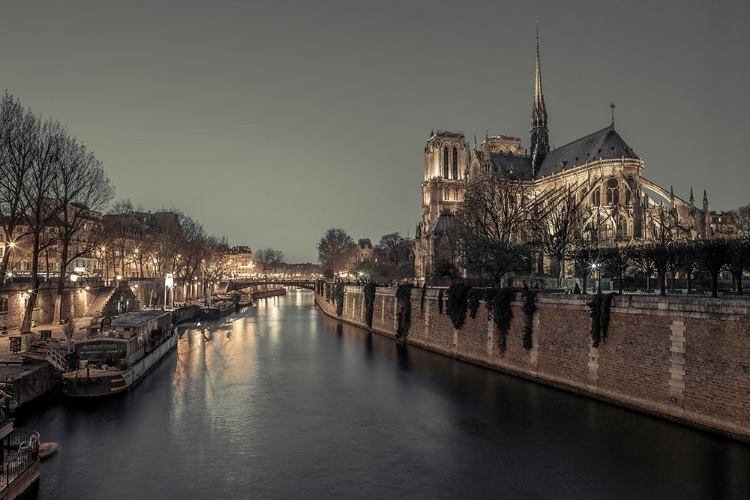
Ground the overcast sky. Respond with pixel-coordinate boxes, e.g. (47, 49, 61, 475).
(1, 1, 748, 262)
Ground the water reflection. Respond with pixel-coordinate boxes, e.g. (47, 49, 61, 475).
(15, 290, 750, 499)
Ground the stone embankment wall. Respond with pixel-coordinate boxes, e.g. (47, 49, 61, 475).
(0, 282, 100, 330)
(315, 286, 750, 442)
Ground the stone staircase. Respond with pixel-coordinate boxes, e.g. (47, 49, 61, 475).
(87, 283, 142, 317)
(87, 286, 116, 317)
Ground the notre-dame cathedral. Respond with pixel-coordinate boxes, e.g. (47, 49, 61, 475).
(414, 30, 711, 284)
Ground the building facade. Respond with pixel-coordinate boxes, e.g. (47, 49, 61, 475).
(415, 31, 711, 283)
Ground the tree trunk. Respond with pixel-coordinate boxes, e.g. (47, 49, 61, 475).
(734, 271, 743, 296)
(687, 272, 692, 293)
(618, 271, 624, 294)
(557, 259, 564, 288)
(21, 234, 41, 332)
(711, 273, 719, 298)
(0, 249, 11, 294)
(659, 272, 667, 296)
(646, 275, 651, 291)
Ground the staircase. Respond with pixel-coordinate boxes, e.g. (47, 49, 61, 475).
(87, 286, 116, 317)
(44, 343, 68, 373)
(22, 340, 69, 374)
(87, 283, 142, 317)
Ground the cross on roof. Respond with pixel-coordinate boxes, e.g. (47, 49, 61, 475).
(609, 102, 616, 126)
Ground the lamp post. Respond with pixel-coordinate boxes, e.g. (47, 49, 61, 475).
(165, 273, 174, 310)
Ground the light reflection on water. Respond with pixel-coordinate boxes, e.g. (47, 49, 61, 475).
(17, 289, 750, 499)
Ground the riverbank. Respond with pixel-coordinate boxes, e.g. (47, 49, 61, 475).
(315, 285, 750, 442)
(0, 305, 201, 413)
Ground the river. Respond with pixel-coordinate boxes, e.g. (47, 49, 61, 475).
(17, 290, 750, 499)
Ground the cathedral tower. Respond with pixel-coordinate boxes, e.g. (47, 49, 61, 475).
(529, 24, 549, 176)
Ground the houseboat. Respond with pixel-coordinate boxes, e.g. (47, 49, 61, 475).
(62, 310, 177, 398)
(198, 300, 235, 319)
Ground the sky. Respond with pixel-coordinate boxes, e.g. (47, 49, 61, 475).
(1, 1, 748, 263)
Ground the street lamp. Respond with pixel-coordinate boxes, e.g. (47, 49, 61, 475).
(165, 273, 174, 310)
(591, 263, 602, 293)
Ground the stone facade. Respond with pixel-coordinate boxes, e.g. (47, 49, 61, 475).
(316, 286, 750, 441)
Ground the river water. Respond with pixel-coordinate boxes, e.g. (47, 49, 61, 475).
(17, 290, 750, 499)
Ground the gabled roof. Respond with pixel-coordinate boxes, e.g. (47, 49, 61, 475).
(430, 213, 454, 236)
(535, 125, 639, 178)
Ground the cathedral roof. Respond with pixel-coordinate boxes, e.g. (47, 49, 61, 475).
(535, 125, 639, 178)
(489, 154, 533, 181)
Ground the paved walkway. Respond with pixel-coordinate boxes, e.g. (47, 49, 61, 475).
(0, 316, 96, 365)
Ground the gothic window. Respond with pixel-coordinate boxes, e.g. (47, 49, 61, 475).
(625, 189, 631, 205)
(443, 147, 449, 178)
(618, 219, 627, 238)
(0, 296, 7, 313)
(454, 188, 459, 201)
(452, 148, 458, 179)
(592, 188, 601, 206)
(606, 178, 619, 205)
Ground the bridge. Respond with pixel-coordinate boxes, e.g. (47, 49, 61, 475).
(223, 279, 318, 293)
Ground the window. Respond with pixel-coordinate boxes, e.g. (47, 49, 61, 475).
(592, 188, 601, 206)
(443, 147, 449, 178)
(452, 148, 458, 179)
(606, 178, 619, 205)
(0, 296, 8, 313)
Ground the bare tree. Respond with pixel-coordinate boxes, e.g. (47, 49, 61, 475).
(530, 186, 586, 287)
(600, 246, 632, 294)
(254, 248, 284, 279)
(696, 238, 731, 298)
(173, 212, 212, 300)
(51, 133, 113, 304)
(317, 228, 355, 280)
(21, 118, 65, 331)
(454, 171, 530, 287)
(103, 199, 139, 280)
(0, 92, 33, 293)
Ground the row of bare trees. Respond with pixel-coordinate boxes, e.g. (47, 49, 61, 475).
(1, 92, 238, 327)
(449, 171, 750, 297)
(0, 92, 114, 329)
(101, 199, 232, 305)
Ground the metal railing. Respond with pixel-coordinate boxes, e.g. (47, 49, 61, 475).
(0, 428, 40, 491)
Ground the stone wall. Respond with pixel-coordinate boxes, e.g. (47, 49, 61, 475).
(315, 286, 750, 442)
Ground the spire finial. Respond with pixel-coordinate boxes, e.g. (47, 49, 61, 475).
(609, 102, 616, 126)
(530, 22, 549, 176)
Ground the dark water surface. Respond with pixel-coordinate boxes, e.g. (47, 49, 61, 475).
(18, 290, 750, 499)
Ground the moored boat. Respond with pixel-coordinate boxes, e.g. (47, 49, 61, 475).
(198, 300, 235, 319)
(61, 310, 177, 398)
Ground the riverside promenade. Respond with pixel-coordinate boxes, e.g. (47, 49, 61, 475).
(0, 316, 97, 411)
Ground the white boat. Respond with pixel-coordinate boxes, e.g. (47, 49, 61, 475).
(62, 311, 177, 398)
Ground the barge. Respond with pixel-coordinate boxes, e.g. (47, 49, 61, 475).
(61, 310, 177, 398)
(198, 301, 235, 319)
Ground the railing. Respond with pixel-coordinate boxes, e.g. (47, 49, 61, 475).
(45, 343, 69, 373)
(0, 428, 40, 491)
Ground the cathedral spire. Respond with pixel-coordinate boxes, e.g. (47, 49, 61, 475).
(530, 22, 550, 177)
